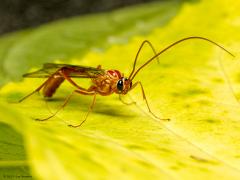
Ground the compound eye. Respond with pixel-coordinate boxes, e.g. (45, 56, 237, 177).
(117, 79, 123, 91)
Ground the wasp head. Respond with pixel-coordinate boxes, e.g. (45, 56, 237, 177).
(116, 77, 132, 94)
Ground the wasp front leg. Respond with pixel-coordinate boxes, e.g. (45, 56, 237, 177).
(130, 81, 170, 121)
(119, 94, 136, 105)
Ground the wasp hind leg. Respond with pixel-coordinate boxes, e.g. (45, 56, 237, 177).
(34, 88, 97, 128)
(18, 79, 48, 103)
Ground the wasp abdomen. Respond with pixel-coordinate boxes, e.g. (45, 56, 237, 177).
(43, 74, 65, 97)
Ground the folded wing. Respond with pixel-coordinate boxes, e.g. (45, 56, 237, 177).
(23, 63, 105, 78)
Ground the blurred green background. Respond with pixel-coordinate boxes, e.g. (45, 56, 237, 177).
(0, 0, 161, 35)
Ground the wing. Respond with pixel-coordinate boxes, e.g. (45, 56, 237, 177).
(23, 63, 105, 78)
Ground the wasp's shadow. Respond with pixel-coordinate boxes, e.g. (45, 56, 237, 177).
(41, 95, 138, 118)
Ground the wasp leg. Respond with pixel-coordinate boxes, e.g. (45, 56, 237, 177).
(58, 69, 88, 91)
(130, 81, 170, 121)
(18, 79, 49, 103)
(28, 69, 97, 126)
(68, 92, 97, 128)
(35, 88, 95, 122)
(119, 94, 136, 105)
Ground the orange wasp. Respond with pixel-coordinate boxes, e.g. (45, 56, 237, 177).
(19, 37, 234, 127)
